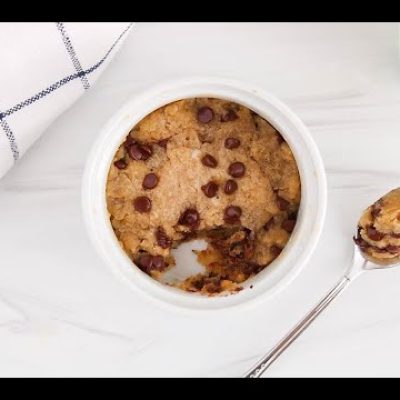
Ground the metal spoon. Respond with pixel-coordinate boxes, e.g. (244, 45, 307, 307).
(244, 213, 400, 378)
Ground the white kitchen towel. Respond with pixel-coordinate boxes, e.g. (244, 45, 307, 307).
(0, 22, 133, 180)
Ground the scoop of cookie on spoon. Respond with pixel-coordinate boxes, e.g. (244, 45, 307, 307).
(244, 188, 400, 378)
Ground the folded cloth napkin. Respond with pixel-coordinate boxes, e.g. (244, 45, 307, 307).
(0, 22, 133, 180)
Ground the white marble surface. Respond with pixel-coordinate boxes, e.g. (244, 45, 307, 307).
(1, 23, 400, 377)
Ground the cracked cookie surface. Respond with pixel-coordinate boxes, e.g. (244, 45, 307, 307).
(106, 98, 301, 295)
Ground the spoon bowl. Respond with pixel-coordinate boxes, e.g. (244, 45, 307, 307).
(245, 188, 400, 378)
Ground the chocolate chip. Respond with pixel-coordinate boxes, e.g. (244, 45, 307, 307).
(133, 196, 152, 213)
(354, 230, 370, 251)
(221, 110, 238, 122)
(372, 246, 388, 254)
(201, 154, 218, 168)
(128, 143, 142, 160)
(157, 139, 169, 149)
(263, 218, 274, 231)
(179, 208, 200, 230)
(128, 143, 153, 161)
(204, 281, 222, 294)
(140, 144, 153, 160)
(123, 135, 136, 150)
(224, 137, 241, 149)
(367, 226, 385, 241)
(197, 106, 214, 123)
(136, 254, 166, 273)
(114, 159, 128, 170)
(277, 196, 290, 211)
(281, 219, 296, 233)
(228, 229, 255, 261)
(271, 245, 282, 257)
(224, 179, 238, 195)
(155, 228, 172, 249)
(142, 173, 159, 190)
(152, 255, 166, 270)
(391, 232, 400, 239)
(224, 206, 242, 224)
(386, 245, 400, 254)
(136, 254, 153, 273)
(201, 181, 219, 198)
(228, 162, 245, 178)
(192, 278, 205, 290)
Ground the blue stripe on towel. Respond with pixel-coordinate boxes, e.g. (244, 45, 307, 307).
(4, 23, 133, 119)
(0, 118, 19, 162)
(56, 22, 90, 90)
(0, 22, 133, 161)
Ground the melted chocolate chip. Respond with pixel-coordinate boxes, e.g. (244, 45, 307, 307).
(197, 106, 214, 123)
(179, 208, 200, 230)
(371, 247, 388, 254)
(155, 228, 172, 249)
(140, 144, 153, 160)
(228, 162, 245, 178)
(114, 159, 128, 170)
(386, 245, 400, 254)
(152, 255, 166, 270)
(224, 206, 242, 224)
(204, 280, 222, 294)
(367, 226, 385, 241)
(128, 143, 143, 160)
(142, 173, 159, 190)
(201, 181, 219, 198)
(201, 154, 218, 168)
(221, 110, 238, 122)
(354, 229, 370, 251)
(228, 229, 255, 261)
(123, 136, 136, 150)
(136, 254, 153, 273)
(270, 245, 282, 257)
(224, 137, 241, 149)
(133, 196, 152, 213)
(224, 179, 238, 195)
(210, 229, 255, 266)
(192, 278, 205, 291)
(281, 219, 296, 233)
(391, 232, 400, 239)
(277, 196, 290, 211)
(235, 261, 263, 276)
(128, 143, 153, 161)
(136, 254, 166, 273)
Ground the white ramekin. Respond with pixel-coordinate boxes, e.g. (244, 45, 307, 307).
(82, 77, 327, 313)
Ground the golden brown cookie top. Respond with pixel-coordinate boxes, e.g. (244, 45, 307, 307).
(106, 98, 301, 295)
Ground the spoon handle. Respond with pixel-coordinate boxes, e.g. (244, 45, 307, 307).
(244, 276, 351, 378)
